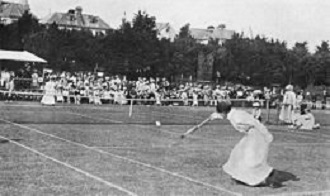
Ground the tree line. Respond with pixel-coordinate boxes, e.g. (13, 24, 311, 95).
(0, 10, 329, 88)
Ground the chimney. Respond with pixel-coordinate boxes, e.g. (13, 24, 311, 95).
(207, 25, 215, 33)
(75, 6, 82, 15)
(18, 0, 29, 11)
(218, 24, 226, 29)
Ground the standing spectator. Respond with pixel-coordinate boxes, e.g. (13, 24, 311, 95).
(155, 89, 162, 106)
(128, 86, 137, 105)
(305, 91, 312, 108)
(192, 90, 198, 107)
(311, 92, 317, 109)
(56, 78, 64, 103)
(0, 68, 6, 88)
(279, 85, 296, 124)
(6, 76, 15, 102)
(2, 68, 10, 89)
(203, 85, 210, 106)
(102, 86, 111, 104)
(181, 88, 189, 106)
(88, 83, 94, 104)
(296, 91, 303, 109)
(31, 69, 39, 89)
(322, 88, 327, 109)
(93, 81, 102, 105)
(41, 76, 57, 106)
(62, 78, 69, 103)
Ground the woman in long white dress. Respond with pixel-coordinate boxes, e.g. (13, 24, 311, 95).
(41, 77, 57, 106)
(279, 85, 296, 124)
(210, 101, 281, 188)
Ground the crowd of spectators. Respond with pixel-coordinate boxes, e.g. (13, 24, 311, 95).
(0, 68, 328, 108)
(0, 69, 271, 106)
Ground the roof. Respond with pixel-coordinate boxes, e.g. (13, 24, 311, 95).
(155, 22, 176, 41)
(190, 28, 235, 40)
(156, 23, 171, 32)
(0, 49, 47, 63)
(0, 1, 29, 19)
(41, 10, 110, 30)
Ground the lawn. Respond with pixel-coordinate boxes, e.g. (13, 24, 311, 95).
(0, 103, 329, 196)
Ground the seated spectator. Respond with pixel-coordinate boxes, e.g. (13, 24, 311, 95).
(155, 89, 162, 106)
(296, 91, 303, 109)
(290, 104, 320, 130)
(192, 90, 198, 107)
(93, 81, 102, 105)
(252, 101, 262, 122)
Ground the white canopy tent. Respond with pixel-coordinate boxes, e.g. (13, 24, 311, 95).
(0, 50, 47, 63)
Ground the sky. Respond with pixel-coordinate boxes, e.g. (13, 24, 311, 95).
(25, 0, 330, 52)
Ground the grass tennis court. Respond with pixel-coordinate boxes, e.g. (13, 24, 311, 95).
(0, 102, 329, 196)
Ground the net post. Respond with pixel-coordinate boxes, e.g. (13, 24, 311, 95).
(129, 99, 133, 117)
(266, 99, 270, 124)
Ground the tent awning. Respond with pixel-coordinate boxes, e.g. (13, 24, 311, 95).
(0, 50, 47, 63)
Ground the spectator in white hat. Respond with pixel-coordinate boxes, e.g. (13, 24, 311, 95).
(279, 84, 296, 125)
(252, 101, 262, 122)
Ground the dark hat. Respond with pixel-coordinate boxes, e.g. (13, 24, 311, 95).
(216, 100, 232, 114)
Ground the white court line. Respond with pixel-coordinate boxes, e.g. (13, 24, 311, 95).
(265, 189, 330, 196)
(270, 129, 330, 140)
(0, 134, 137, 196)
(137, 111, 205, 120)
(6, 106, 330, 141)
(0, 118, 242, 196)
(56, 108, 330, 150)
(89, 142, 330, 149)
(65, 110, 226, 143)
(63, 110, 330, 148)
(0, 104, 42, 108)
(89, 109, 330, 141)
(65, 111, 123, 123)
(271, 131, 330, 140)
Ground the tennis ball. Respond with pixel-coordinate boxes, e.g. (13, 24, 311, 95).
(156, 121, 161, 126)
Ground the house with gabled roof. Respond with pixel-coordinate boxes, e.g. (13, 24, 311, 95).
(190, 24, 235, 45)
(156, 22, 176, 42)
(40, 6, 111, 36)
(0, 0, 30, 25)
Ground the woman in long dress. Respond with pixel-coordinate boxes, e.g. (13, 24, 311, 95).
(210, 101, 281, 188)
(279, 85, 296, 124)
(41, 77, 57, 106)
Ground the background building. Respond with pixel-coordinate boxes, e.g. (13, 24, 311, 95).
(155, 23, 176, 42)
(40, 6, 110, 36)
(190, 24, 235, 45)
(0, 0, 30, 25)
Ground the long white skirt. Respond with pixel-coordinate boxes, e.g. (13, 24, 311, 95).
(223, 128, 273, 186)
(56, 91, 63, 102)
(279, 105, 293, 123)
(41, 95, 55, 106)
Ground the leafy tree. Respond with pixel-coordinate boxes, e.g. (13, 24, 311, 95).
(2, 9, 330, 87)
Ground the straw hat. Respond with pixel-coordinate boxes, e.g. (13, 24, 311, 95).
(253, 101, 261, 107)
(286, 85, 293, 91)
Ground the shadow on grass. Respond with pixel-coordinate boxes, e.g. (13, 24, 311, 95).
(270, 169, 300, 185)
(0, 139, 23, 144)
(234, 169, 300, 188)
